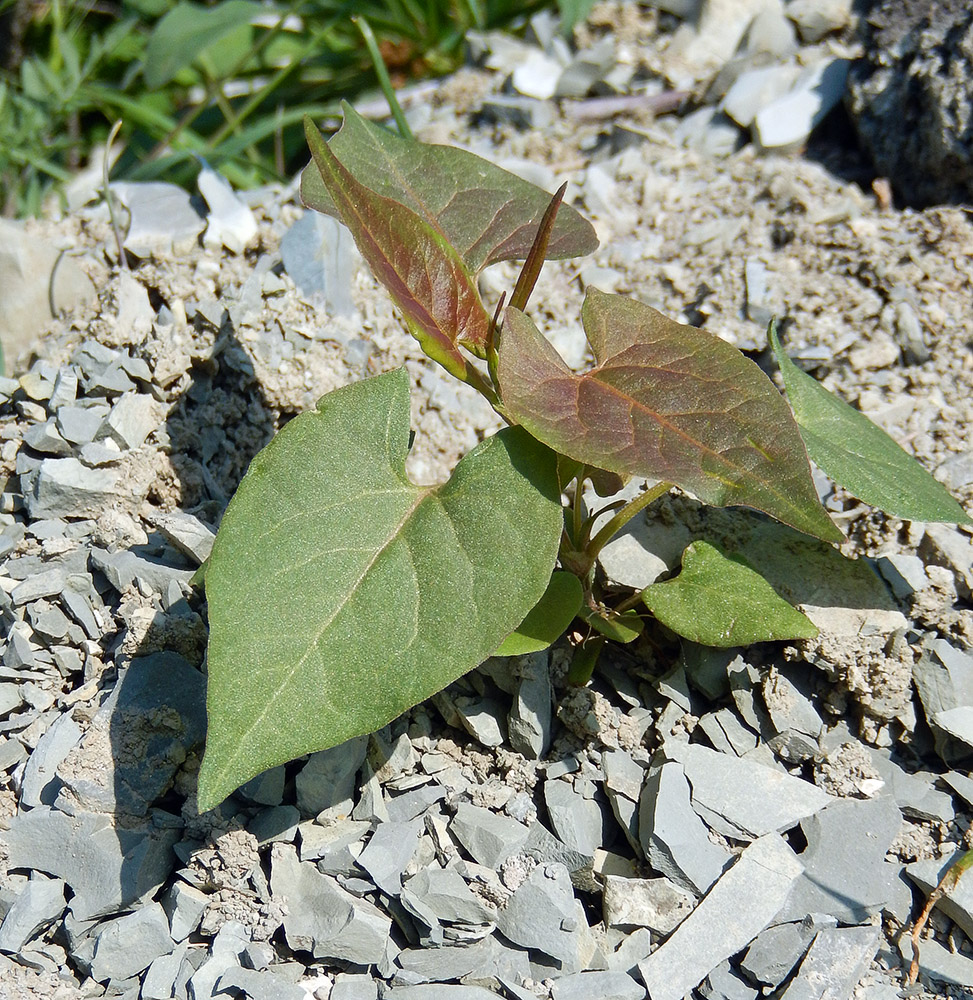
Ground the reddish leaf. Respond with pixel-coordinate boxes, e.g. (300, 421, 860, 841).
(302, 104, 597, 274)
(304, 118, 490, 367)
(498, 289, 841, 542)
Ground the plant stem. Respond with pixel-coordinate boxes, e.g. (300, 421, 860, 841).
(907, 847, 973, 984)
(586, 481, 673, 561)
(103, 119, 127, 270)
(571, 468, 588, 548)
(354, 16, 413, 140)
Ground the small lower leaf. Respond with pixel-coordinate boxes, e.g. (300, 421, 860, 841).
(579, 605, 644, 643)
(494, 570, 583, 656)
(199, 368, 562, 810)
(641, 539, 818, 647)
(771, 322, 972, 525)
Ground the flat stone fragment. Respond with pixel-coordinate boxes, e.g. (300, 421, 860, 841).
(544, 778, 603, 856)
(356, 818, 423, 895)
(55, 651, 206, 816)
(5, 807, 178, 920)
(944, 769, 973, 807)
(10, 568, 67, 606)
(755, 59, 850, 149)
(740, 922, 812, 988)
(88, 902, 173, 982)
(496, 862, 587, 973)
(698, 961, 759, 1000)
(394, 934, 527, 984)
(110, 181, 206, 256)
(280, 211, 356, 317)
(898, 934, 973, 989)
(776, 796, 902, 923)
(270, 843, 390, 964)
(668, 742, 833, 839)
(141, 941, 189, 1000)
(508, 651, 552, 759)
(400, 867, 494, 928)
(22, 419, 72, 456)
(912, 637, 973, 718)
(296, 736, 367, 818)
(198, 165, 257, 253)
(162, 880, 208, 941)
(0, 874, 66, 953)
(906, 858, 973, 939)
(89, 546, 194, 596)
(19, 711, 82, 808)
(637, 835, 804, 1000)
(931, 706, 973, 749)
(638, 761, 731, 895)
(385, 987, 505, 999)
(602, 875, 695, 934)
(217, 966, 307, 1000)
(331, 972, 380, 999)
(56, 403, 110, 445)
(780, 925, 879, 1000)
(104, 391, 158, 450)
(451, 802, 530, 868)
(25, 458, 119, 520)
(551, 970, 645, 1000)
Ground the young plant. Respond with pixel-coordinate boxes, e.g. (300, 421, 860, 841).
(195, 103, 971, 811)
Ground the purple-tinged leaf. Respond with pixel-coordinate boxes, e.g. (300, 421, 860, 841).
(498, 289, 841, 542)
(301, 104, 597, 274)
(509, 182, 567, 312)
(304, 117, 491, 368)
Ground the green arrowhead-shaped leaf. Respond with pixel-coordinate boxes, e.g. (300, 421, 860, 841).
(770, 323, 973, 525)
(301, 104, 598, 275)
(144, 0, 260, 89)
(304, 117, 489, 369)
(579, 605, 644, 643)
(499, 289, 841, 542)
(198, 368, 562, 810)
(642, 540, 818, 647)
(494, 570, 583, 656)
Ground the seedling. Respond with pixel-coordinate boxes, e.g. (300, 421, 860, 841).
(194, 102, 971, 811)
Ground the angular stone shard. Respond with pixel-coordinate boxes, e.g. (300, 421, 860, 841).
(602, 874, 695, 934)
(638, 761, 731, 895)
(906, 857, 973, 940)
(271, 843, 390, 964)
(295, 736, 367, 819)
(25, 458, 119, 520)
(780, 925, 879, 1000)
(451, 802, 530, 868)
(668, 742, 833, 839)
(88, 902, 173, 983)
(776, 796, 902, 923)
(0, 874, 66, 953)
(496, 862, 587, 973)
(637, 835, 804, 1000)
(356, 818, 424, 895)
(550, 969, 645, 1000)
(6, 807, 178, 920)
(544, 778, 603, 857)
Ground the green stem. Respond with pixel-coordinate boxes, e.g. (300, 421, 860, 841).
(571, 468, 588, 548)
(354, 15, 413, 140)
(567, 634, 605, 685)
(586, 481, 673, 561)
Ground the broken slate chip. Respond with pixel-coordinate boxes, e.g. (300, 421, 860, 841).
(356, 818, 423, 895)
(450, 802, 529, 868)
(495, 862, 586, 974)
(780, 925, 879, 1000)
(667, 742, 833, 839)
(637, 835, 804, 1000)
(5, 807, 179, 920)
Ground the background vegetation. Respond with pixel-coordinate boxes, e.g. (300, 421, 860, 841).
(0, 0, 591, 218)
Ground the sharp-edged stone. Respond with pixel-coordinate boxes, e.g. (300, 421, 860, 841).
(450, 802, 530, 868)
(5, 806, 179, 920)
(931, 706, 973, 751)
(754, 58, 850, 150)
(385, 986, 506, 999)
(780, 925, 879, 1000)
(296, 736, 367, 819)
(89, 546, 194, 596)
(11, 568, 67, 606)
(88, 902, 173, 982)
(698, 960, 760, 1000)
(508, 651, 552, 759)
(898, 933, 973, 989)
(141, 941, 189, 1000)
(280, 211, 356, 317)
(104, 391, 158, 450)
(55, 651, 205, 816)
(523, 820, 596, 892)
(217, 966, 308, 1000)
(667, 742, 833, 839)
(602, 874, 694, 934)
(331, 972, 381, 999)
(24, 458, 119, 520)
(543, 778, 603, 856)
(637, 835, 804, 1000)
(551, 969, 645, 1000)
(198, 165, 257, 253)
(18, 710, 82, 808)
(356, 818, 424, 895)
(22, 419, 73, 456)
(775, 795, 902, 923)
(876, 553, 929, 599)
(495, 862, 586, 974)
(271, 843, 390, 964)
(143, 508, 216, 565)
(385, 783, 445, 823)
(918, 525, 973, 600)
(299, 817, 370, 868)
(638, 760, 730, 896)
(0, 874, 66, 953)
(249, 805, 300, 847)
(913, 637, 973, 719)
(739, 921, 813, 988)
(110, 181, 206, 256)
(187, 920, 250, 1000)
(162, 880, 208, 942)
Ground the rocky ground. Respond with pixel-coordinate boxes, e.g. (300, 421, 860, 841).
(1, 1, 973, 998)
